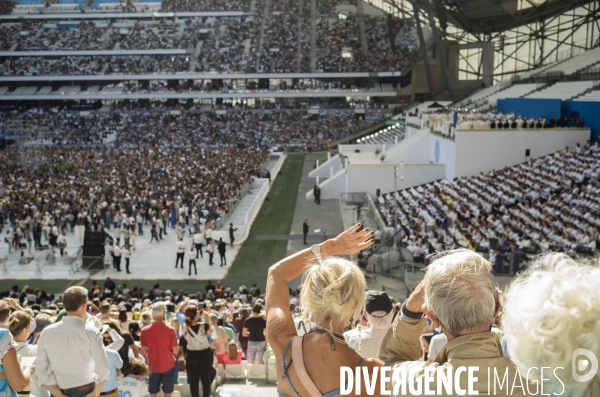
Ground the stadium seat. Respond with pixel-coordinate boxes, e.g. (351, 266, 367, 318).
(247, 363, 267, 380)
(224, 363, 246, 379)
(157, 391, 181, 397)
(173, 384, 190, 397)
(266, 362, 278, 384)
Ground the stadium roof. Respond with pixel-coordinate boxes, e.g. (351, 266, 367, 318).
(411, 0, 596, 34)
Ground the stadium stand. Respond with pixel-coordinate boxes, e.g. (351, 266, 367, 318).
(0, 104, 387, 148)
(483, 83, 543, 107)
(379, 144, 599, 268)
(525, 81, 599, 101)
(534, 46, 600, 76)
(575, 88, 600, 102)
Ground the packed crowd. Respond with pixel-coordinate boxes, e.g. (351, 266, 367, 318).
(318, 0, 356, 15)
(0, 107, 123, 146)
(193, 17, 260, 74)
(104, 55, 190, 74)
(118, 22, 198, 51)
(0, 143, 268, 251)
(0, 21, 42, 51)
(0, 280, 269, 397)
(16, 23, 115, 51)
(0, 104, 387, 149)
(0, 230, 597, 397)
(258, 15, 304, 73)
(0, 0, 14, 15)
(380, 143, 600, 266)
(161, 0, 250, 12)
(0, 57, 106, 76)
(315, 16, 361, 73)
(0, 13, 420, 75)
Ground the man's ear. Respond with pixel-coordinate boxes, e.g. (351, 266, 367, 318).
(493, 288, 503, 319)
(423, 305, 441, 328)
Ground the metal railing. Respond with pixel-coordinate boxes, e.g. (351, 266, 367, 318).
(364, 227, 405, 278)
(360, 227, 428, 299)
(1, 250, 80, 275)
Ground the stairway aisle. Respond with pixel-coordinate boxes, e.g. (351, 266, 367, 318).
(310, 0, 317, 72)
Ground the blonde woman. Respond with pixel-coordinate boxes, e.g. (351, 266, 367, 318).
(8, 311, 49, 397)
(0, 302, 34, 397)
(266, 224, 383, 397)
(222, 340, 242, 367)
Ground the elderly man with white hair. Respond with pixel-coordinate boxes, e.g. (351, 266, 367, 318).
(502, 253, 600, 397)
(345, 291, 395, 360)
(380, 249, 537, 396)
(140, 302, 179, 397)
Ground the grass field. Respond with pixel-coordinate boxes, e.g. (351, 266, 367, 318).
(0, 153, 305, 294)
(220, 153, 304, 290)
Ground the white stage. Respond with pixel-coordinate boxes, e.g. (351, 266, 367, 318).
(309, 125, 591, 200)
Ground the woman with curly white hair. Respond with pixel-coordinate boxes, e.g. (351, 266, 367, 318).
(266, 224, 383, 397)
(502, 253, 600, 397)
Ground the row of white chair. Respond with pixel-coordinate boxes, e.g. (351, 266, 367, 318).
(215, 362, 277, 382)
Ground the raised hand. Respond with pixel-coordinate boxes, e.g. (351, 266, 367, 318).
(326, 224, 374, 257)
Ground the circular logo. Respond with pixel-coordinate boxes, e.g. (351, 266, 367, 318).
(435, 140, 440, 163)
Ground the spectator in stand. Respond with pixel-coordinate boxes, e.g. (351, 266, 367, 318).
(344, 291, 394, 360)
(7, 310, 45, 397)
(100, 346, 122, 397)
(210, 313, 229, 365)
(243, 304, 267, 364)
(140, 302, 178, 397)
(427, 332, 448, 363)
(502, 253, 600, 397)
(379, 250, 536, 394)
(34, 286, 109, 397)
(104, 278, 116, 296)
(222, 340, 242, 366)
(214, 281, 224, 297)
(265, 224, 377, 396)
(235, 308, 249, 355)
(119, 359, 149, 397)
(178, 303, 213, 397)
(105, 322, 139, 375)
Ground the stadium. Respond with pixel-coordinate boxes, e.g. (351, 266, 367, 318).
(0, 0, 598, 395)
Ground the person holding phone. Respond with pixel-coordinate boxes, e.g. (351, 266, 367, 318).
(178, 304, 213, 397)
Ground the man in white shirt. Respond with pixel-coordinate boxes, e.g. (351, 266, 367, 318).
(373, 229, 382, 245)
(205, 227, 213, 246)
(175, 238, 186, 269)
(113, 244, 121, 272)
(193, 230, 204, 259)
(122, 245, 131, 274)
(34, 286, 109, 397)
(344, 291, 395, 360)
(427, 332, 449, 363)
